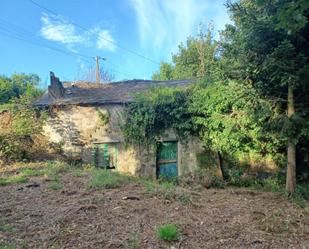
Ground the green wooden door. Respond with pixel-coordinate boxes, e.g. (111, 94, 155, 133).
(157, 141, 178, 179)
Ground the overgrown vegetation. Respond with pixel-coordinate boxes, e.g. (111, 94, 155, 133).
(0, 161, 68, 186)
(96, 108, 110, 126)
(123, 0, 309, 194)
(88, 169, 133, 189)
(122, 87, 194, 146)
(0, 73, 45, 163)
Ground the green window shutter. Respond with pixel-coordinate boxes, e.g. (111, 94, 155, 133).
(92, 145, 98, 167)
(114, 143, 118, 168)
(103, 144, 109, 168)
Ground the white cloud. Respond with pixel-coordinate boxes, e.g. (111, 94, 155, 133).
(130, 0, 230, 58)
(40, 13, 116, 52)
(97, 30, 116, 51)
(40, 13, 84, 44)
(89, 27, 116, 52)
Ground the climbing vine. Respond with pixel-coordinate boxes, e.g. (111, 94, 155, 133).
(121, 87, 195, 146)
(96, 108, 110, 126)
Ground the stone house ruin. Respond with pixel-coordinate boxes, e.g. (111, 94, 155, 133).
(35, 72, 208, 179)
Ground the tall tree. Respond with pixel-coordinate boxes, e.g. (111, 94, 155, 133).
(221, 0, 309, 192)
(152, 25, 218, 80)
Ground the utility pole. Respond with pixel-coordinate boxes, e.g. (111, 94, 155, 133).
(94, 56, 106, 84)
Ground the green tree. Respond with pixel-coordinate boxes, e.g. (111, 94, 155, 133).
(221, 0, 309, 192)
(152, 62, 175, 80)
(152, 25, 219, 80)
(189, 80, 282, 179)
(0, 73, 45, 162)
(0, 73, 42, 105)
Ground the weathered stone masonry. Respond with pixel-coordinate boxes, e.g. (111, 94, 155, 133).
(35, 72, 208, 178)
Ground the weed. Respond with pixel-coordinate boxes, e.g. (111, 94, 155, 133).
(140, 179, 193, 205)
(256, 209, 299, 233)
(0, 244, 14, 249)
(179, 169, 225, 189)
(295, 183, 309, 200)
(210, 176, 225, 189)
(123, 234, 140, 249)
(0, 175, 28, 186)
(20, 168, 46, 177)
(49, 182, 63, 190)
(88, 169, 132, 189)
(0, 222, 16, 233)
(176, 192, 192, 205)
(73, 168, 85, 177)
(286, 192, 306, 208)
(156, 224, 180, 241)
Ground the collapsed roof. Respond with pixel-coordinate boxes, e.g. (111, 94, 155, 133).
(34, 72, 196, 106)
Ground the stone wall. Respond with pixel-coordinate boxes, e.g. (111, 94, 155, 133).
(43, 104, 208, 178)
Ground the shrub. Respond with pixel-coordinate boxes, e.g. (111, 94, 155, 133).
(295, 184, 309, 200)
(156, 224, 180, 241)
(228, 169, 256, 187)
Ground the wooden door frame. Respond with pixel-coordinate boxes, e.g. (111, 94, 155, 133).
(156, 140, 178, 179)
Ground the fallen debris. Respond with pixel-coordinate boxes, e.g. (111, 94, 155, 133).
(122, 196, 140, 200)
(25, 182, 40, 188)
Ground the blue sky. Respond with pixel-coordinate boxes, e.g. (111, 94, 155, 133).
(0, 0, 231, 88)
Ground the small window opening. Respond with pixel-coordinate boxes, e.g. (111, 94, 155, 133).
(92, 143, 118, 169)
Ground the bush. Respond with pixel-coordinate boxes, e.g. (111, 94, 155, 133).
(156, 224, 180, 241)
(295, 184, 309, 200)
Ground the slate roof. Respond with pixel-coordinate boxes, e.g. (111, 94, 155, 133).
(34, 79, 196, 106)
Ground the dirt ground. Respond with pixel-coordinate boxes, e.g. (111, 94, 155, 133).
(0, 169, 308, 249)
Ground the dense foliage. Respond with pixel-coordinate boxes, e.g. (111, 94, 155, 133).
(0, 73, 42, 106)
(152, 25, 219, 80)
(190, 81, 283, 158)
(123, 0, 309, 192)
(221, 0, 309, 192)
(0, 74, 45, 162)
(122, 87, 194, 146)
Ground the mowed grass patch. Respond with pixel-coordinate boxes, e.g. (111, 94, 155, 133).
(88, 169, 133, 189)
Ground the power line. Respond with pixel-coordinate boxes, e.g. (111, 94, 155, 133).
(28, 0, 161, 66)
(0, 18, 92, 61)
(0, 28, 93, 64)
(0, 19, 136, 79)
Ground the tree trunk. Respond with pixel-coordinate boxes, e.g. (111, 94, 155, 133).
(218, 152, 229, 180)
(286, 85, 296, 193)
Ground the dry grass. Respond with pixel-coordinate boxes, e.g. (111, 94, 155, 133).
(0, 162, 308, 249)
